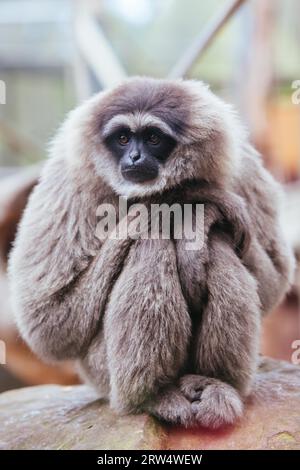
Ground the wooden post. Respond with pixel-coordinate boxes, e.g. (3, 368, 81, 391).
(169, 0, 247, 78)
(73, 0, 127, 97)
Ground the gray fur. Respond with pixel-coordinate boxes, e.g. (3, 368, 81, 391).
(8, 77, 295, 428)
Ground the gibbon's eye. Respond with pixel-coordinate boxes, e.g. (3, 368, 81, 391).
(147, 133, 160, 145)
(118, 133, 130, 145)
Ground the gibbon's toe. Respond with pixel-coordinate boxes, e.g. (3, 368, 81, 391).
(147, 387, 194, 427)
(179, 375, 218, 402)
(190, 381, 243, 429)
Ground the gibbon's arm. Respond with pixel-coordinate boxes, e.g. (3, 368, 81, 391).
(238, 153, 295, 314)
(187, 186, 252, 257)
(8, 157, 133, 361)
(243, 230, 295, 314)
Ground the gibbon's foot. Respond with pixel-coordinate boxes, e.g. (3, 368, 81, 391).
(146, 386, 194, 427)
(179, 374, 243, 429)
(145, 376, 243, 428)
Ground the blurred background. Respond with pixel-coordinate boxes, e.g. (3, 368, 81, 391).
(0, 0, 299, 392)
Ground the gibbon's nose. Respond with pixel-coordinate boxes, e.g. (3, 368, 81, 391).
(130, 151, 141, 163)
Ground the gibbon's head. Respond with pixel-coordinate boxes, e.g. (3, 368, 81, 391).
(53, 77, 246, 198)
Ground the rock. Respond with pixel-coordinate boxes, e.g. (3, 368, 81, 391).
(0, 385, 165, 450)
(0, 358, 299, 450)
(166, 393, 300, 450)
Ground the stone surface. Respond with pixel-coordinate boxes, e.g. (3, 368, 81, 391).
(0, 358, 300, 450)
(165, 396, 300, 450)
(0, 385, 165, 450)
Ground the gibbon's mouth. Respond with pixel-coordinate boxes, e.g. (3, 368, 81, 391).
(121, 167, 158, 183)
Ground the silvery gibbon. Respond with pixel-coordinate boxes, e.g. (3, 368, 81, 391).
(8, 77, 295, 428)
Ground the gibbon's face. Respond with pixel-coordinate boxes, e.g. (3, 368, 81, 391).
(103, 123, 177, 183)
(71, 77, 244, 197)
